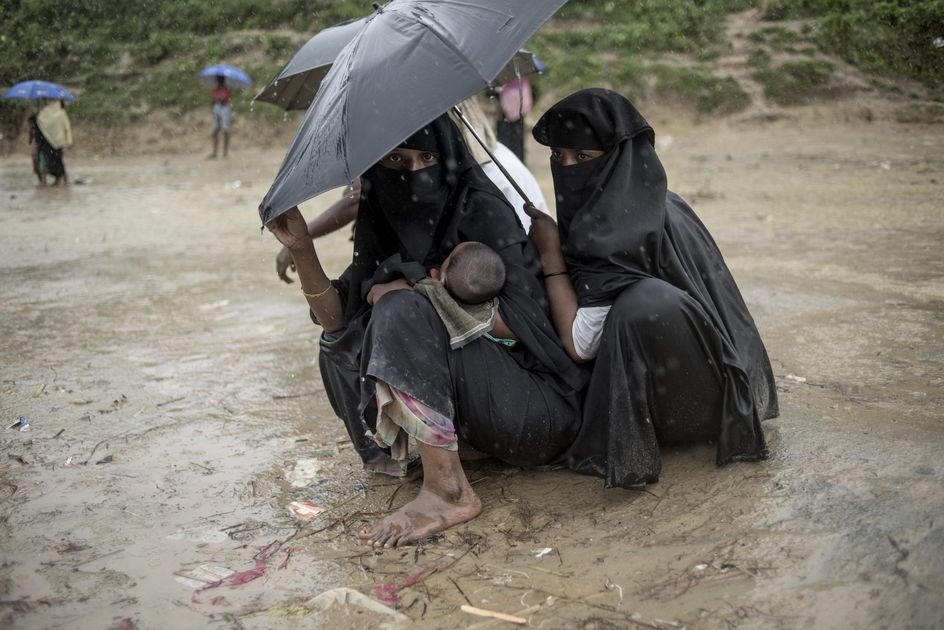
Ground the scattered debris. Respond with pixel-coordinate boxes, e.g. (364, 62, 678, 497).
(191, 541, 283, 602)
(308, 587, 409, 623)
(784, 373, 807, 383)
(9, 416, 29, 431)
(460, 604, 527, 625)
(287, 500, 327, 521)
(285, 458, 324, 487)
(533, 547, 554, 558)
(156, 396, 186, 408)
(174, 564, 236, 590)
(372, 569, 431, 608)
(109, 618, 137, 630)
(96, 454, 114, 465)
(53, 428, 65, 439)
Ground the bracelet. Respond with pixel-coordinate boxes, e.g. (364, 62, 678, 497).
(302, 284, 336, 299)
(543, 271, 568, 279)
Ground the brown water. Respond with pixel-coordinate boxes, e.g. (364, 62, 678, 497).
(1, 114, 942, 629)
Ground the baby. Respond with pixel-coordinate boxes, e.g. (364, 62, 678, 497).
(415, 241, 507, 350)
(435, 241, 506, 304)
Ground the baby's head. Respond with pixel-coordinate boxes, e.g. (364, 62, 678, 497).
(440, 242, 506, 305)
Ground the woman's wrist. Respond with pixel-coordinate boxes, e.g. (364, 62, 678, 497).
(288, 240, 316, 258)
(540, 253, 567, 274)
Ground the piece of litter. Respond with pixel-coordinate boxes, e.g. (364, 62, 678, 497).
(693, 563, 708, 571)
(534, 547, 554, 558)
(934, 37, 944, 48)
(10, 416, 29, 431)
(287, 500, 327, 521)
(95, 454, 113, 465)
(308, 587, 409, 622)
(231, 180, 242, 189)
(286, 458, 324, 487)
(175, 564, 235, 589)
(785, 374, 807, 383)
(460, 604, 527, 625)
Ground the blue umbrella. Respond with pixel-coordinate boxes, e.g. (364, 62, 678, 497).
(2, 80, 76, 101)
(199, 64, 252, 89)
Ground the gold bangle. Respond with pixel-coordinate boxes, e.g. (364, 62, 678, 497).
(302, 284, 335, 299)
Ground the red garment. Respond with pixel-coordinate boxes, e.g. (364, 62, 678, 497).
(212, 86, 231, 105)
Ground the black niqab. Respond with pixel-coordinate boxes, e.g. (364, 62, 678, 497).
(534, 88, 777, 467)
(338, 113, 586, 394)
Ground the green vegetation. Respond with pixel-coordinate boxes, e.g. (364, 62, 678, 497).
(761, 0, 944, 91)
(0, 0, 940, 149)
(753, 59, 835, 105)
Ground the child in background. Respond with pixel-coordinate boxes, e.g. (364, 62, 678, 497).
(210, 76, 232, 158)
(27, 115, 42, 185)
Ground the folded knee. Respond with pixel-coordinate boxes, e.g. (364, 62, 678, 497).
(607, 280, 688, 331)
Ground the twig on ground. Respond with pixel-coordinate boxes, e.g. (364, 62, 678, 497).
(449, 576, 472, 606)
(460, 604, 526, 624)
(272, 391, 322, 400)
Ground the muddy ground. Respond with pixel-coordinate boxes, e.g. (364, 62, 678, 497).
(1, 103, 942, 629)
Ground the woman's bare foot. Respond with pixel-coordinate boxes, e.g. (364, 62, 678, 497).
(359, 441, 481, 548)
(359, 484, 481, 548)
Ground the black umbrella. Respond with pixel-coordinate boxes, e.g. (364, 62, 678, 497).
(259, 0, 566, 225)
(255, 21, 545, 112)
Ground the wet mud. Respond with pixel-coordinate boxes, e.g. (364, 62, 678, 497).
(1, 113, 942, 629)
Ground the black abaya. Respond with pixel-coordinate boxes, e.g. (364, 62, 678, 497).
(534, 89, 777, 487)
(318, 115, 585, 467)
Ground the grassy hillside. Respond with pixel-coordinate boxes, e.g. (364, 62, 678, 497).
(1, 0, 941, 151)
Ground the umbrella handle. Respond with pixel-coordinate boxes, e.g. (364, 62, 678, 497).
(451, 105, 533, 208)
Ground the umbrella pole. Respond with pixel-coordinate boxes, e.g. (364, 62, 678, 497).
(451, 105, 533, 208)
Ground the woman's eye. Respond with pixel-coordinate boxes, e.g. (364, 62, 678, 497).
(578, 153, 590, 161)
(422, 153, 435, 161)
(387, 154, 401, 162)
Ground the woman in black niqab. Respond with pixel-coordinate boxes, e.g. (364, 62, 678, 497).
(269, 113, 585, 546)
(527, 88, 778, 488)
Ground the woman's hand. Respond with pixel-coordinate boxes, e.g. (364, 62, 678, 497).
(524, 202, 561, 256)
(266, 206, 312, 253)
(276, 246, 296, 283)
(367, 279, 412, 305)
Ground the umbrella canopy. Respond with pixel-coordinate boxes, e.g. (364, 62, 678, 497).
(259, 0, 565, 224)
(2, 80, 75, 101)
(255, 14, 546, 113)
(253, 17, 368, 111)
(199, 64, 252, 89)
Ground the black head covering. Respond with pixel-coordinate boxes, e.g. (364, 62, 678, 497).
(533, 88, 662, 305)
(336, 114, 587, 393)
(534, 88, 776, 466)
(343, 114, 497, 321)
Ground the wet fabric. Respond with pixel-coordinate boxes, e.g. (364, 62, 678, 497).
(36, 101, 72, 150)
(319, 114, 586, 466)
(374, 382, 457, 472)
(534, 88, 777, 485)
(36, 132, 65, 178)
(567, 279, 726, 487)
(413, 278, 496, 350)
